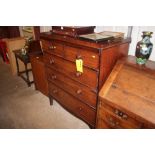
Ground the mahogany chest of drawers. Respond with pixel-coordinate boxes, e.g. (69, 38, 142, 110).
(40, 31, 131, 128)
(96, 56, 155, 129)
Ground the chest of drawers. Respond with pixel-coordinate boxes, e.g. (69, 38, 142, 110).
(40, 32, 131, 128)
(96, 56, 155, 128)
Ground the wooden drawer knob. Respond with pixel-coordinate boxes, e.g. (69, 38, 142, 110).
(75, 72, 82, 77)
(53, 89, 58, 94)
(79, 107, 82, 111)
(76, 89, 82, 94)
(49, 59, 55, 64)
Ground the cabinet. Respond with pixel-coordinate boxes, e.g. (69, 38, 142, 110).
(96, 56, 155, 128)
(40, 32, 131, 128)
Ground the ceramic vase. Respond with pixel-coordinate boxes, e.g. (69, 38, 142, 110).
(135, 31, 153, 65)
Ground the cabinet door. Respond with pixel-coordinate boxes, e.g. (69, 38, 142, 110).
(31, 56, 48, 96)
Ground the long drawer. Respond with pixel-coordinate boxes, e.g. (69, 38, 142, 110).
(49, 82, 96, 127)
(97, 100, 143, 128)
(41, 40, 99, 70)
(44, 53, 98, 89)
(46, 67, 97, 108)
(98, 109, 142, 128)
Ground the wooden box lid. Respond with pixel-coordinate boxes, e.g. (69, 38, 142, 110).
(51, 26, 95, 37)
(99, 55, 155, 124)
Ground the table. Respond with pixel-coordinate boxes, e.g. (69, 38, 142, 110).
(13, 49, 34, 87)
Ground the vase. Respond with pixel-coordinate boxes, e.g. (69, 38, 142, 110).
(135, 31, 153, 65)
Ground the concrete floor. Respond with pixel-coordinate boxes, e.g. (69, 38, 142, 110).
(0, 57, 89, 129)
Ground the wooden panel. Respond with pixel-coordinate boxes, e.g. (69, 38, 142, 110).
(99, 43, 129, 90)
(113, 65, 155, 101)
(30, 55, 48, 96)
(46, 67, 97, 108)
(49, 82, 96, 127)
(44, 53, 98, 89)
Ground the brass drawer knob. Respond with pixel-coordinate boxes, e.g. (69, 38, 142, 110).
(115, 109, 128, 120)
(49, 46, 53, 50)
(122, 114, 128, 120)
(49, 46, 56, 50)
(108, 117, 119, 127)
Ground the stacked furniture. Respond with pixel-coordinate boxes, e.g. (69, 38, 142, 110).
(40, 29, 131, 128)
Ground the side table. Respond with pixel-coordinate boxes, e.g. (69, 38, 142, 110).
(13, 49, 34, 87)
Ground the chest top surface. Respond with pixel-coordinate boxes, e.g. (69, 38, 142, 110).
(99, 55, 155, 124)
(40, 32, 131, 50)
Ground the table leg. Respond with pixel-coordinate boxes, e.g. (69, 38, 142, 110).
(15, 55, 20, 76)
(25, 63, 31, 87)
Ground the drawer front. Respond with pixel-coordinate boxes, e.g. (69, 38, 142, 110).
(98, 99, 142, 128)
(44, 53, 98, 89)
(41, 40, 64, 57)
(49, 82, 96, 126)
(98, 109, 142, 129)
(63, 45, 99, 70)
(46, 67, 97, 108)
(96, 118, 111, 129)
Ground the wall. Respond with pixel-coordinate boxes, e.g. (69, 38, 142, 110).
(40, 26, 52, 32)
(129, 26, 155, 61)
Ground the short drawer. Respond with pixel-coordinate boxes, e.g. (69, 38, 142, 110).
(44, 53, 98, 89)
(41, 40, 64, 57)
(63, 45, 99, 70)
(49, 82, 96, 127)
(46, 67, 97, 108)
